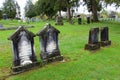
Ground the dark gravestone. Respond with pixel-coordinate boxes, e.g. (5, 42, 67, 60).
(36, 24, 63, 64)
(55, 16, 63, 25)
(8, 26, 40, 74)
(100, 27, 111, 47)
(78, 17, 82, 25)
(2, 14, 7, 20)
(87, 17, 90, 24)
(85, 28, 100, 50)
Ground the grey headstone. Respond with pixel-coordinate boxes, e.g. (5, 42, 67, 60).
(55, 16, 63, 25)
(89, 28, 99, 44)
(8, 26, 40, 73)
(36, 23, 63, 63)
(85, 27, 100, 50)
(100, 27, 111, 46)
(36, 18, 39, 22)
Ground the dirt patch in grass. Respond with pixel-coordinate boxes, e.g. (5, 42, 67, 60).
(0, 67, 12, 80)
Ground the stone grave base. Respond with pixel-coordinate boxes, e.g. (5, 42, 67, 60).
(11, 61, 40, 74)
(85, 43, 100, 50)
(43, 55, 63, 64)
(55, 22, 64, 25)
(100, 41, 111, 47)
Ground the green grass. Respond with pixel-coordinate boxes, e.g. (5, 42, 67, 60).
(0, 19, 120, 80)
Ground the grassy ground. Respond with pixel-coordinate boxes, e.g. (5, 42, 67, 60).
(0, 19, 120, 80)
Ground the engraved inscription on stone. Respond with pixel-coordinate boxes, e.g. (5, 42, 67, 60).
(18, 31, 32, 66)
(46, 29, 57, 53)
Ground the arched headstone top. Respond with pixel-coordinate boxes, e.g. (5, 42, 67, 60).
(36, 23, 60, 36)
(8, 26, 35, 40)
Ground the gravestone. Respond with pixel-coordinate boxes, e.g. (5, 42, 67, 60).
(31, 18, 35, 22)
(87, 17, 90, 24)
(2, 14, 7, 20)
(55, 16, 63, 25)
(36, 18, 39, 22)
(36, 23, 63, 64)
(0, 24, 3, 29)
(85, 28, 100, 50)
(78, 17, 82, 25)
(8, 26, 40, 74)
(100, 27, 111, 47)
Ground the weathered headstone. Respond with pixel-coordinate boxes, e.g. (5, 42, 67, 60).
(8, 26, 40, 74)
(85, 28, 100, 50)
(78, 17, 82, 25)
(55, 16, 63, 25)
(36, 23, 63, 64)
(87, 17, 90, 24)
(100, 27, 111, 47)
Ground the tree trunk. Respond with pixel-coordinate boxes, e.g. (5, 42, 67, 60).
(92, 0, 99, 22)
(59, 10, 61, 17)
(67, 7, 73, 24)
(67, 7, 71, 21)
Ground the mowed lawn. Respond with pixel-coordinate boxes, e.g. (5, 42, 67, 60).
(0, 20, 120, 80)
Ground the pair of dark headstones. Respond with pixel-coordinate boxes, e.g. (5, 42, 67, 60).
(8, 24, 63, 74)
(85, 27, 111, 50)
(78, 17, 91, 24)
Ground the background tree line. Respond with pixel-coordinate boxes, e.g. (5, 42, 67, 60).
(0, 0, 120, 22)
(25, 0, 120, 23)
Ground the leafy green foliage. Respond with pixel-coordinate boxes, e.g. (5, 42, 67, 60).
(83, 0, 102, 22)
(104, 0, 120, 6)
(35, 0, 57, 19)
(25, 0, 37, 18)
(34, 0, 79, 21)
(2, 0, 16, 19)
(54, 0, 67, 12)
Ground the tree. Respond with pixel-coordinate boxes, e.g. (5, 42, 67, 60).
(35, 0, 79, 22)
(15, 1, 21, 19)
(2, 0, 16, 19)
(65, 0, 79, 23)
(35, 0, 57, 19)
(24, 0, 37, 18)
(104, 0, 120, 6)
(54, 0, 67, 17)
(83, 0, 102, 22)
